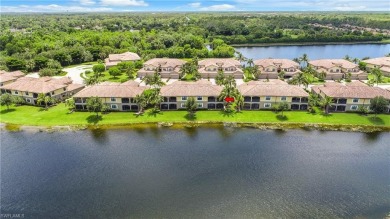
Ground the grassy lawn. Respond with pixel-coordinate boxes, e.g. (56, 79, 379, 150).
(367, 74, 390, 84)
(85, 70, 131, 83)
(1, 104, 389, 127)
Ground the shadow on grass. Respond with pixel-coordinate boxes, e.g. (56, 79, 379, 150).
(219, 110, 235, 117)
(276, 114, 288, 121)
(86, 115, 103, 124)
(184, 113, 197, 121)
(147, 109, 163, 118)
(368, 116, 385, 125)
(321, 112, 333, 117)
(0, 108, 15, 114)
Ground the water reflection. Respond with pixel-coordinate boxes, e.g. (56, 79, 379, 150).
(89, 128, 108, 144)
(363, 131, 381, 143)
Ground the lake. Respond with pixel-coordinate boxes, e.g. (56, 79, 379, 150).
(1, 127, 389, 218)
(235, 43, 390, 60)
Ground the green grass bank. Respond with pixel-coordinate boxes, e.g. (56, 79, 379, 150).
(1, 104, 389, 132)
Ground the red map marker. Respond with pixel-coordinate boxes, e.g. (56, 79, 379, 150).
(224, 97, 234, 102)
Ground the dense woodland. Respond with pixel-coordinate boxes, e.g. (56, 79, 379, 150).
(1, 12, 389, 73)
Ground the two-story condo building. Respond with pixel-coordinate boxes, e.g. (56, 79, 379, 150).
(160, 80, 224, 110)
(238, 80, 309, 110)
(253, 59, 301, 79)
(198, 58, 243, 79)
(364, 57, 390, 76)
(73, 81, 147, 111)
(309, 59, 367, 80)
(312, 81, 390, 113)
(0, 70, 25, 86)
(1, 76, 84, 105)
(137, 58, 186, 79)
(104, 52, 141, 69)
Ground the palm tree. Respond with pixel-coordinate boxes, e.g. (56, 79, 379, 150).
(320, 96, 333, 114)
(308, 92, 320, 110)
(234, 93, 244, 112)
(143, 70, 165, 88)
(293, 57, 301, 65)
(185, 97, 197, 116)
(352, 57, 360, 64)
(299, 53, 309, 67)
(235, 52, 247, 67)
(289, 72, 309, 88)
(318, 71, 327, 81)
(37, 93, 53, 109)
(371, 67, 383, 86)
(218, 76, 238, 111)
(247, 58, 254, 67)
(344, 55, 351, 61)
(134, 94, 147, 113)
(252, 65, 261, 80)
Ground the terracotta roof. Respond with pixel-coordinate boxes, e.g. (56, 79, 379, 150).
(238, 83, 308, 97)
(245, 80, 288, 85)
(105, 52, 141, 67)
(0, 74, 18, 83)
(380, 66, 390, 73)
(309, 59, 357, 69)
(0, 70, 25, 78)
(313, 84, 390, 99)
(254, 59, 300, 68)
(160, 80, 223, 97)
(1, 79, 67, 93)
(66, 84, 85, 92)
(143, 58, 186, 68)
(364, 57, 390, 67)
(198, 58, 241, 68)
(74, 81, 146, 98)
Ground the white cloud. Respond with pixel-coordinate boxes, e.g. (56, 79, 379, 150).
(80, 0, 96, 5)
(100, 0, 148, 6)
(188, 2, 201, 8)
(200, 4, 236, 11)
(0, 4, 113, 12)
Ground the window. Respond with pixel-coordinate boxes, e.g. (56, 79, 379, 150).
(15, 91, 18, 94)
(111, 104, 118, 109)
(26, 98, 31, 103)
(281, 96, 287, 101)
(25, 92, 29, 95)
(181, 96, 187, 101)
(352, 98, 359, 103)
(264, 103, 271, 108)
(180, 103, 186, 108)
(52, 91, 55, 95)
(350, 105, 358, 110)
(63, 88, 66, 91)
(111, 97, 116, 102)
(265, 96, 271, 101)
(197, 103, 203, 108)
(197, 96, 202, 101)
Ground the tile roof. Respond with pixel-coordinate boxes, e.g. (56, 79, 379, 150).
(143, 58, 186, 68)
(198, 58, 241, 68)
(364, 57, 390, 67)
(254, 59, 300, 68)
(238, 83, 308, 97)
(160, 80, 223, 97)
(309, 59, 357, 69)
(105, 52, 141, 67)
(1, 79, 67, 93)
(312, 84, 390, 99)
(73, 81, 147, 98)
(0, 71, 25, 83)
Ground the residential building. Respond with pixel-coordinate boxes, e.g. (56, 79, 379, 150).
(364, 57, 390, 76)
(137, 58, 186, 79)
(238, 80, 309, 110)
(0, 70, 25, 86)
(312, 81, 390, 113)
(253, 59, 301, 79)
(73, 81, 147, 111)
(0, 77, 84, 105)
(198, 58, 243, 79)
(160, 80, 223, 110)
(309, 59, 367, 80)
(104, 52, 141, 69)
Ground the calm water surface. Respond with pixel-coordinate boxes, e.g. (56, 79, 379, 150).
(235, 43, 390, 60)
(1, 128, 389, 218)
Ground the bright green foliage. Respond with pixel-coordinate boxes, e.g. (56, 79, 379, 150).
(185, 97, 197, 115)
(108, 67, 121, 79)
(86, 96, 104, 117)
(0, 93, 13, 110)
(370, 96, 389, 117)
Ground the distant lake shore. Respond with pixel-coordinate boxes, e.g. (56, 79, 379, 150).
(231, 41, 390, 47)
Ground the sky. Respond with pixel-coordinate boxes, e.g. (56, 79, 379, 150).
(0, 0, 389, 12)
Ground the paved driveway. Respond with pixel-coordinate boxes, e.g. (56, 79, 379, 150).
(63, 64, 93, 84)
